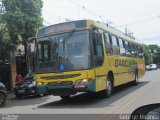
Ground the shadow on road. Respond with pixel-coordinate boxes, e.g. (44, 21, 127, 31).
(3, 95, 51, 108)
(38, 81, 149, 109)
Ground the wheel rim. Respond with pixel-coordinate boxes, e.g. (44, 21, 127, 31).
(106, 80, 112, 95)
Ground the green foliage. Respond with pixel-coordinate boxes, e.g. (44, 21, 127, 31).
(148, 45, 160, 64)
(143, 44, 160, 65)
(2, 0, 43, 54)
(0, 1, 16, 60)
(0, 23, 16, 60)
(0, 0, 43, 60)
(143, 44, 153, 65)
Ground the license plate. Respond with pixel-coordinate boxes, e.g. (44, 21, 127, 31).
(18, 90, 25, 93)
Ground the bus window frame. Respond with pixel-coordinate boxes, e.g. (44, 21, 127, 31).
(111, 35, 120, 56)
(118, 38, 126, 56)
(91, 27, 105, 67)
(124, 40, 131, 57)
(138, 46, 144, 58)
(134, 44, 139, 58)
(104, 32, 113, 55)
(90, 26, 144, 60)
(34, 29, 96, 73)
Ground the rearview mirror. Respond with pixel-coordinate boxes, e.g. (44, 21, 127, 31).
(130, 103, 160, 120)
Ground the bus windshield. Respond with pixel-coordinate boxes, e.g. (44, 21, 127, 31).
(35, 30, 91, 73)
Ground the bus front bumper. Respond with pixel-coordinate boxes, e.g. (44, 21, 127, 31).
(47, 80, 96, 96)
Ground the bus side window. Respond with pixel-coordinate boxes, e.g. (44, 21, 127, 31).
(38, 44, 42, 61)
(125, 41, 131, 57)
(138, 46, 144, 58)
(93, 31, 104, 67)
(111, 35, 120, 55)
(134, 45, 139, 57)
(132, 44, 138, 57)
(104, 33, 112, 55)
(130, 43, 134, 57)
(119, 38, 126, 56)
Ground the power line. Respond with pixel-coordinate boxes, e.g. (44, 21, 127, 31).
(69, 0, 105, 21)
(92, 9, 154, 17)
(68, 0, 133, 34)
(126, 15, 160, 26)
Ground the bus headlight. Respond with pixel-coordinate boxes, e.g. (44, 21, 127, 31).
(37, 82, 44, 86)
(75, 78, 93, 84)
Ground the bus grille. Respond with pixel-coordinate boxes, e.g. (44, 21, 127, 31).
(48, 81, 73, 86)
(40, 74, 81, 80)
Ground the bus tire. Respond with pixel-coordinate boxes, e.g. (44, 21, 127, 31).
(99, 76, 113, 98)
(133, 72, 138, 85)
(60, 95, 70, 101)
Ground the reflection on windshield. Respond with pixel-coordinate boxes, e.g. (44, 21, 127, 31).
(35, 30, 91, 73)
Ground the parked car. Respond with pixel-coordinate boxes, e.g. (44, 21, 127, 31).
(0, 82, 7, 107)
(14, 73, 48, 99)
(145, 65, 150, 71)
(149, 64, 157, 70)
(146, 64, 158, 71)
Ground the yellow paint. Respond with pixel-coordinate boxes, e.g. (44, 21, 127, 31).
(35, 19, 145, 93)
(35, 70, 95, 85)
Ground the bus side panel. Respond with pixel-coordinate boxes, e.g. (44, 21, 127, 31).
(94, 69, 107, 92)
(94, 56, 145, 92)
(106, 56, 143, 86)
(105, 56, 129, 87)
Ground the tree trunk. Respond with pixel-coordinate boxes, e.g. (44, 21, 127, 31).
(24, 43, 29, 74)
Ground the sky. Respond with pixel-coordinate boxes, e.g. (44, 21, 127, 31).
(42, 0, 160, 45)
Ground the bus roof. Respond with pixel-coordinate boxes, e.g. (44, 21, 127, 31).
(88, 19, 141, 45)
(37, 19, 141, 45)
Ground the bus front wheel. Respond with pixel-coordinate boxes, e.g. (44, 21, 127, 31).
(99, 76, 113, 98)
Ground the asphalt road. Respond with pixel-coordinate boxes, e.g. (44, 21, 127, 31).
(1, 70, 160, 115)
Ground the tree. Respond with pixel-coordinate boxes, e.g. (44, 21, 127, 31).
(2, 0, 43, 57)
(0, 0, 16, 60)
(143, 44, 153, 65)
(148, 45, 160, 64)
(0, 23, 16, 60)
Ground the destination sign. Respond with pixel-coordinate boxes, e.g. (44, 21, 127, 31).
(37, 20, 87, 37)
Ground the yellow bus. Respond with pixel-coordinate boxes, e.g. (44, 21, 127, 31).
(34, 20, 145, 99)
